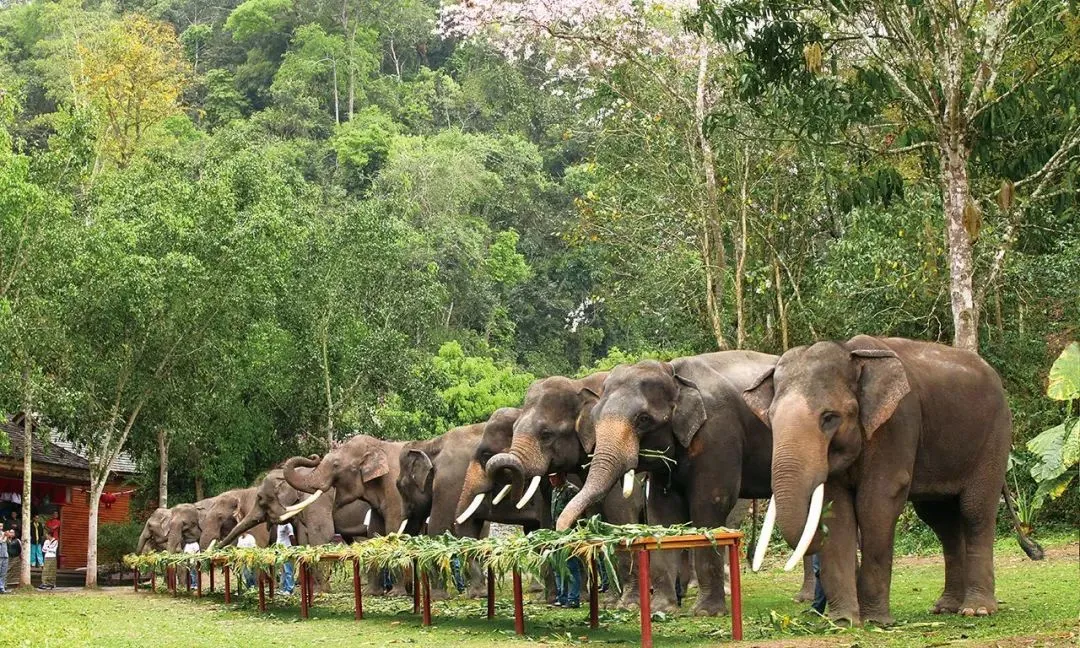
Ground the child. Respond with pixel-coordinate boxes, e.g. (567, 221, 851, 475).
(0, 529, 10, 594)
(39, 529, 58, 590)
(30, 515, 44, 568)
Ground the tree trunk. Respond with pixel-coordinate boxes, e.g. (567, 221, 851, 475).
(734, 147, 750, 349)
(695, 37, 726, 350)
(195, 475, 205, 501)
(332, 62, 340, 125)
(85, 478, 105, 587)
(157, 428, 169, 509)
(774, 255, 789, 351)
(20, 371, 32, 586)
(940, 133, 978, 352)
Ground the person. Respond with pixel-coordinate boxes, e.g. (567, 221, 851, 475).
(39, 530, 58, 590)
(809, 553, 827, 615)
(45, 511, 60, 541)
(183, 539, 201, 589)
(548, 472, 582, 608)
(236, 530, 258, 589)
(276, 522, 296, 594)
(0, 529, 11, 594)
(30, 515, 44, 568)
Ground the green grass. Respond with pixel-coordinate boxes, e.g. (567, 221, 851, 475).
(2, 538, 1076, 647)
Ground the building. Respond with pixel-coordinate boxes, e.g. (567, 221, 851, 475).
(0, 413, 138, 570)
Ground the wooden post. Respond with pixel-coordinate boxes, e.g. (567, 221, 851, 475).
(134, 568, 140, 592)
(268, 565, 275, 599)
(421, 571, 432, 626)
(305, 564, 314, 610)
(299, 563, 310, 619)
(224, 566, 232, 603)
(186, 566, 192, 594)
(486, 567, 495, 619)
(209, 562, 215, 592)
(412, 560, 420, 614)
(728, 540, 743, 641)
(353, 559, 363, 620)
(512, 569, 525, 636)
(150, 569, 156, 592)
(196, 565, 202, 597)
(589, 557, 599, 629)
(638, 549, 652, 648)
(258, 570, 266, 612)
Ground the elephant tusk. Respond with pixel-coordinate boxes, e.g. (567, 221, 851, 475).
(515, 475, 541, 510)
(751, 496, 777, 572)
(397, 519, 409, 534)
(284, 489, 323, 513)
(206, 539, 217, 552)
(456, 493, 485, 525)
(784, 483, 825, 572)
(278, 507, 301, 523)
(424, 516, 430, 526)
(644, 476, 650, 501)
(491, 484, 512, 506)
(622, 470, 635, 498)
(363, 509, 372, 527)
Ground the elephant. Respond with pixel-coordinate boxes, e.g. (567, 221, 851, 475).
(742, 336, 1043, 626)
(550, 352, 782, 616)
(136, 507, 172, 554)
(481, 373, 687, 612)
(165, 496, 217, 553)
(198, 488, 270, 550)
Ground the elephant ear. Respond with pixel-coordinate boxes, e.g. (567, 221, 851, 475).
(742, 366, 776, 425)
(403, 449, 434, 489)
(851, 348, 911, 438)
(672, 373, 708, 448)
(360, 449, 391, 483)
(575, 382, 602, 453)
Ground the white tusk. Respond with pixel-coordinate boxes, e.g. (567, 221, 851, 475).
(516, 475, 541, 510)
(751, 496, 777, 572)
(644, 477, 650, 501)
(622, 470, 635, 498)
(456, 493, 485, 524)
(278, 507, 301, 523)
(492, 484, 512, 506)
(363, 509, 372, 527)
(397, 519, 409, 534)
(207, 539, 217, 552)
(284, 489, 323, 513)
(424, 516, 430, 525)
(784, 484, 825, 572)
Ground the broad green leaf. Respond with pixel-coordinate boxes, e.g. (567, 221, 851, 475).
(1027, 423, 1069, 482)
(1047, 342, 1080, 401)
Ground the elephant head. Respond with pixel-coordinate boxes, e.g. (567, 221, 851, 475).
(397, 446, 436, 529)
(166, 501, 208, 552)
(136, 508, 172, 554)
(741, 341, 910, 569)
(555, 361, 702, 530)
(198, 488, 257, 549)
(454, 408, 520, 524)
(485, 373, 606, 511)
(282, 433, 405, 534)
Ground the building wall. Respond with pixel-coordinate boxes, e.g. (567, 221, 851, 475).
(59, 483, 133, 569)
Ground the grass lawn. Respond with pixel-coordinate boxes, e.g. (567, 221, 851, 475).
(2, 536, 1076, 647)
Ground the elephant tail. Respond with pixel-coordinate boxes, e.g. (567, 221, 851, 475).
(1001, 484, 1045, 561)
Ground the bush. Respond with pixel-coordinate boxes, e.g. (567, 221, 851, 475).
(98, 521, 143, 567)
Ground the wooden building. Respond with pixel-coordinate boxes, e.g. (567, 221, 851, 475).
(0, 414, 138, 570)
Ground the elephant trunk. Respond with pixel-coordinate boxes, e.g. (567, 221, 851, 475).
(556, 417, 638, 531)
(455, 460, 492, 524)
(220, 505, 265, 547)
(283, 455, 332, 494)
(136, 528, 151, 554)
(769, 411, 829, 566)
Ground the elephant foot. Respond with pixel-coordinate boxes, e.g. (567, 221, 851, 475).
(651, 590, 679, 614)
(466, 584, 487, 600)
(429, 587, 451, 602)
(692, 596, 728, 617)
(828, 611, 860, 627)
(861, 611, 895, 627)
(793, 584, 816, 602)
(616, 590, 640, 610)
(959, 597, 997, 617)
(930, 596, 961, 615)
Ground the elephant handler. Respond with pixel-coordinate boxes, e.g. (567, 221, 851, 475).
(549, 473, 582, 608)
(236, 530, 258, 589)
(275, 522, 296, 595)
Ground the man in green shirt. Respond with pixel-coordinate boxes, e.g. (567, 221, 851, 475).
(549, 473, 582, 608)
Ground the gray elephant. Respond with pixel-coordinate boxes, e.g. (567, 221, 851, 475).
(136, 507, 172, 554)
(481, 373, 687, 612)
(742, 336, 1042, 625)
(550, 352, 783, 616)
(165, 497, 217, 553)
(198, 488, 270, 549)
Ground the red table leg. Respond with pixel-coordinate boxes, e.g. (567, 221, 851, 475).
(306, 565, 314, 609)
(134, 568, 140, 592)
(422, 571, 432, 626)
(412, 560, 420, 614)
(512, 569, 525, 636)
(638, 549, 652, 648)
(589, 558, 599, 629)
(487, 567, 495, 619)
(197, 567, 202, 597)
(209, 563, 215, 593)
(353, 559, 363, 620)
(186, 567, 192, 593)
(258, 570, 266, 612)
(224, 567, 232, 603)
(299, 563, 310, 619)
(728, 540, 743, 641)
(150, 569, 156, 592)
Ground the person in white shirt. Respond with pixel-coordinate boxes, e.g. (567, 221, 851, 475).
(182, 539, 201, 590)
(236, 531, 257, 588)
(276, 522, 296, 594)
(38, 530, 58, 590)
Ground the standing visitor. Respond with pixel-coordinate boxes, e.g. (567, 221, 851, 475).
(45, 511, 60, 542)
(39, 530, 58, 590)
(548, 473, 582, 608)
(0, 529, 10, 594)
(30, 515, 44, 568)
(236, 530, 258, 588)
(183, 539, 200, 589)
(276, 522, 296, 594)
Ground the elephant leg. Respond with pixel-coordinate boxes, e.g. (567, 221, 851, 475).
(645, 485, 686, 613)
(687, 476, 737, 617)
(957, 473, 1004, 616)
(614, 551, 639, 608)
(913, 500, 966, 614)
(465, 557, 487, 599)
(854, 475, 909, 626)
(794, 556, 816, 601)
(819, 483, 860, 625)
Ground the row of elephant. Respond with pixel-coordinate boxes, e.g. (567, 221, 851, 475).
(138, 336, 1042, 625)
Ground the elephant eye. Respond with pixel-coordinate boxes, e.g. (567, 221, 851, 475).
(635, 412, 653, 426)
(820, 411, 841, 432)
